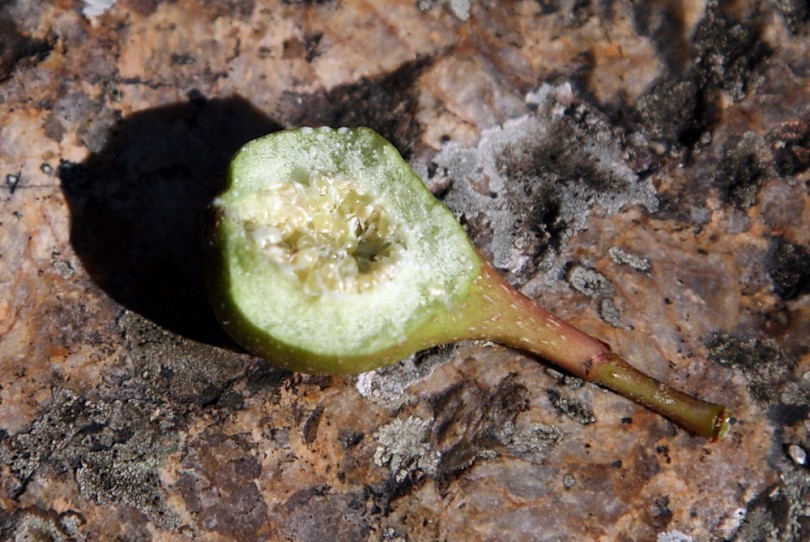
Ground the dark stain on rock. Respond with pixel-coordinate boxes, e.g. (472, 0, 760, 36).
(628, 446, 668, 484)
(431, 377, 531, 455)
(200, 0, 256, 21)
(170, 53, 196, 66)
(510, 114, 651, 272)
(650, 494, 673, 530)
(282, 486, 371, 542)
(47, 293, 119, 356)
(439, 440, 478, 479)
(632, 0, 692, 73)
(431, 383, 482, 450)
(706, 333, 787, 371)
(283, 32, 323, 63)
(2, 507, 71, 541)
(279, 57, 433, 159)
(245, 358, 293, 396)
(546, 388, 596, 425)
(496, 159, 565, 261)
(497, 111, 626, 194)
(120, 0, 160, 17)
(712, 134, 768, 208)
(633, 1, 770, 149)
(635, 78, 714, 149)
(692, 2, 771, 101)
(284, 484, 331, 511)
(478, 377, 533, 444)
(76, 452, 175, 529)
(768, 403, 810, 427)
(59, 94, 282, 346)
(435, 86, 658, 283)
(338, 429, 364, 449)
(302, 405, 324, 444)
(766, 237, 810, 301)
(773, 0, 810, 35)
(121, 311, 279, 408)
(178, 431, 269, 539)
(730, 483, 800, 541)
(0, 388, 179, 528)
(705, 332, 796, 405)
(43, 91, 121, 152)
(0, 16, 52, 82)
(427, 374, 559, 483)
(535, 0, 561, 15)
(566, 0, 595, 28)
(655, 444, 672, 464)
(661, 125, 782, 236)
(770, 120, 810, 177)
(215, 389, 245, 411)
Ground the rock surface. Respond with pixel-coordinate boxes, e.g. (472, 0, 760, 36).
(1, 1, 808, 540)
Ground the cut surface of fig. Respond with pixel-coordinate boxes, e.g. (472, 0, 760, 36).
(208, 127, 480, 373)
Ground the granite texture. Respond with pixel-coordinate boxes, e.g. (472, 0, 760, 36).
(1, 0, 809, 540)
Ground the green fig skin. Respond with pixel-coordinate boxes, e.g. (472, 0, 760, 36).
(206, 224, 482, 374)
(206, 126, 731, 440)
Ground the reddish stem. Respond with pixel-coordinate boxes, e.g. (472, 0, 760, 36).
(462, 260, 731, 440)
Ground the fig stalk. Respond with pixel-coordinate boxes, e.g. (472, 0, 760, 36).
(465, 259, 731, 440)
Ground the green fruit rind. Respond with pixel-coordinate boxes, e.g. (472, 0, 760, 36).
(207, 127, 480, 373)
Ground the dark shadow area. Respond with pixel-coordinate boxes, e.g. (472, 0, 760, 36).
(59, 93, 282, 345)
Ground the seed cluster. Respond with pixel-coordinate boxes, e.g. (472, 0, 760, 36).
(238, 175, 406, 296)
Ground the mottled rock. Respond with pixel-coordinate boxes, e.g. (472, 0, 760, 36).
(0, 0, 807, 540)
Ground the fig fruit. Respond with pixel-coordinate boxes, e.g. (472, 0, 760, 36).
(207, 127, 731, 440)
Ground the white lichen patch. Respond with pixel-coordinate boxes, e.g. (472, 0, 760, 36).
(355, 346, 456, 408)
(447, 0, 472, 20)
(505, 423, 564, 454)
(598, 297, 631, 330)
(656, 531, 693, 542)
(609, 246, 652, 272)
(83, 0, 116, 17)
(234, 174, 407, 297)
(568, 266, 614, 298)
(787, 444, 807, 465)
(430, 83, 658, 288)
(373, 416, 439, 483)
